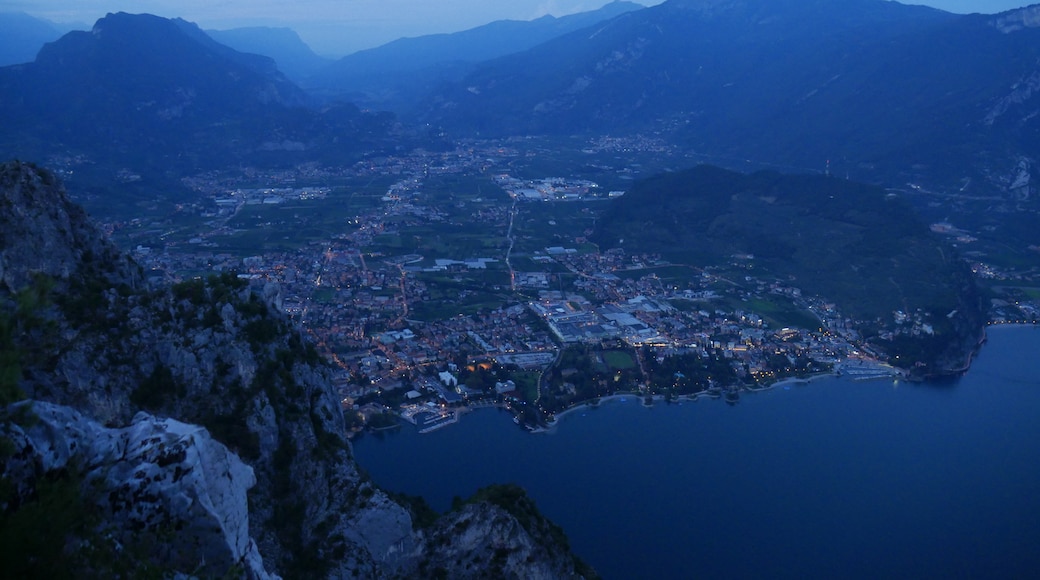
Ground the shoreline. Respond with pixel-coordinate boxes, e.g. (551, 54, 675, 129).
(535, 370, 849, 431)
(379, 327, 1035, 437)
(535, 393, 641, 433)
(766, 372, 839, 389)
(413, 334, 1029, 434)
(520, 373, 843, 433)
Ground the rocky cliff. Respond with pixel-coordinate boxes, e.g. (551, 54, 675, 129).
(0, 160, 591, 578)
(1, 401, 272, 578)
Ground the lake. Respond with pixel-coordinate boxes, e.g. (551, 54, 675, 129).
(352, 325, 1040, 578)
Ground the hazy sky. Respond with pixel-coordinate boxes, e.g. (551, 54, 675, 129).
(10, 0, 1035, 56)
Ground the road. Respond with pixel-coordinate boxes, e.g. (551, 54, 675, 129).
(505, 197, 518, 291)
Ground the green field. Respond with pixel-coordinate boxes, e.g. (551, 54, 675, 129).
(510, 371, 541, 403)
(744, 299, 823, 332)
(409, 273, 513, 321)
(512, 203, 603, 255)
(602, 350, 636, 370)
(312, 287, 337, 303)
(424, 174, 506, 205)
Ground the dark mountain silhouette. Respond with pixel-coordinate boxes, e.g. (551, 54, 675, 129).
(306, 1, 643, 112)
(419, 0, 1040, 196)
(207, 26, 332, 83)
(0, 13, 395, 179)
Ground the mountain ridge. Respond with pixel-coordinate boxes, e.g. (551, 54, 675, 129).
(207, 26, 332, 83)
(306, 1, 644, 111)
(417, 0, 1039, 197)
(0, 13, 397, 182)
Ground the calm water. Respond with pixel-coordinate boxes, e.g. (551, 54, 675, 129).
(352, 326, 1040, 579)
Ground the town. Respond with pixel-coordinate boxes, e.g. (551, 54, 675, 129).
(98, 136, 1040, 431)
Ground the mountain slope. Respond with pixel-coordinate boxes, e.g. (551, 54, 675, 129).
(306, 1, 643, 112)
(207, 26, 332, 83)
(0, 160, 593, 578)
(593, 165, 985, 375)
(0, 12, 64, 66)
(0, 13, 393, 179)
(420, 0, 1040, 196)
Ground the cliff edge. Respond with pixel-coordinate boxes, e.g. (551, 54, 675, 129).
(0, 160, 592, 578)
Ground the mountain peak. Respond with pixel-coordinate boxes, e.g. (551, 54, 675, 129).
(0, 12, 321, 173)
(77, 12, 282, 77)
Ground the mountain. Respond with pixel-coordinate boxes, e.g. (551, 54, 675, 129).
(592, 165, 985, 376)
(0, 159, 594, 577)
(0, 13, 395, 187)
(207, 26, 332, 83)
(0, 12, 65, 66)
(419, 0, 1040, 197)
(306, 1, 644, 112)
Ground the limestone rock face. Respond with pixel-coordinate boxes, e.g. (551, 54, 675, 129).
(993, 6, 1040, 34)
(344, 492, 418, 571)
(0, 160, 136, 294)
(1, 401, 273, 579)
(420, 500, 589, 579)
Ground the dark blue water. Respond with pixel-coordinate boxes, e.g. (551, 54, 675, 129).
(352, 326, 1040, 579)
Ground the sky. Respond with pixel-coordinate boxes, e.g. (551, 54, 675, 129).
(8, 0, 1035, 57)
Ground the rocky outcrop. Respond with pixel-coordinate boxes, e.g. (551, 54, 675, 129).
(992, 6, 1040, 34)
(0, 160, 592, 578)
(1, 401, 272, 578)
(0, 160, 137, 293)
(984, 70, 1040, 128)
(419, 488, 594, 579)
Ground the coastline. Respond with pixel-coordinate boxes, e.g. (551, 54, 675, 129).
(918, 322, 995, 380)
(537, 384, 762, 433)
(767, 372, 838, 389)
(536, 393, 640, 433)
(519, 373, 843, 433)
(410, 332, 1035, 434)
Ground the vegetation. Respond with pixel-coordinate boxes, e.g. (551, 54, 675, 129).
(596, 167, 965, 318)
(0, 462, 168, 578)
(539, 345, 639, 416)
(0, 311, 23, 406)
(1, 273, 59, 406)
(367, 411, 399, 430)
(644, 348, 739, 395)
(455, 484, 598, 579)
(129, 364, 186, 410)
(387, 491, 440, 529)
(593, 166, 984, 369)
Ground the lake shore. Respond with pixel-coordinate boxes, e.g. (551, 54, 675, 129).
(537, 393, 641, 432)
(767, 372, 839, 389)
(532, 373, 844, 433)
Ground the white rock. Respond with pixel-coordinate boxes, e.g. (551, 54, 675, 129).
(1, 401, 278, 579)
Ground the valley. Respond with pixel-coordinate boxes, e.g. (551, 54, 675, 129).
(82, 134, 1032, 431)
(3, 3, 1040, 577)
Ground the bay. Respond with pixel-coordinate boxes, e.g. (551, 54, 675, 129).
(352, 326, 1040, 578)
